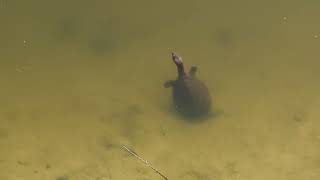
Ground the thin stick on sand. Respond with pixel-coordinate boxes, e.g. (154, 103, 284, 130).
(122, 145, 168, 180)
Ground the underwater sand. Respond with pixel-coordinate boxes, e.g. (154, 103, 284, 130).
(1, 0, 320, 179)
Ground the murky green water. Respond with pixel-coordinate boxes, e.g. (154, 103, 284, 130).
(1, 0, 320, 179)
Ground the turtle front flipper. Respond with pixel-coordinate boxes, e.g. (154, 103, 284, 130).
(164, 80, 176, 88)
(189, 65, 197, 77)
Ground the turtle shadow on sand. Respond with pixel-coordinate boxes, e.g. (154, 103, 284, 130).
(168, 105, 224, 123)
(164, 52, 218, 122)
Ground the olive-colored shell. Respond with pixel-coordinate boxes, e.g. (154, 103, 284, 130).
(171, 75, 211, 117)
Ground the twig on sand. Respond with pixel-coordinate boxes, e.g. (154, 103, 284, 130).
(122, 145, 168, 180)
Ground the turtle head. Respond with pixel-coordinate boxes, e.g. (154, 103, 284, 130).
(172, 52, 183, 65)
(171, 52, 185, 78)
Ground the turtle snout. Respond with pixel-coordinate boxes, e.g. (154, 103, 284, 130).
(171, 52, 183, 64)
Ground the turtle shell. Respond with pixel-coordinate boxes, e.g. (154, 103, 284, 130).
(171, 75, 211, 117)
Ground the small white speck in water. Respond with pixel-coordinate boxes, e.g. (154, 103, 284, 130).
(314, 34, 319, 39)
(282, 16, 288, 23)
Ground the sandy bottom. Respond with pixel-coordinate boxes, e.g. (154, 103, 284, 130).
(1, 0, 320, 179)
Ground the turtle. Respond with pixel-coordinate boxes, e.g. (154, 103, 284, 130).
(164, 52, 212, 118)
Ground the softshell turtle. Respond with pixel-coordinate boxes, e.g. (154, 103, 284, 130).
(164, 52, 212, 117)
